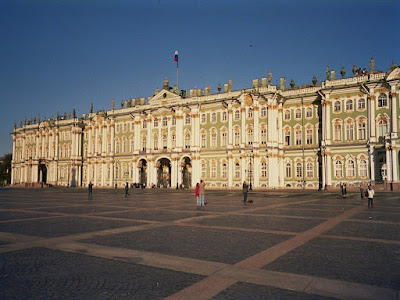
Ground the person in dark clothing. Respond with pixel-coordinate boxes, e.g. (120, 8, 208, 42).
(125, 182, 130, 197)
(88, 181, 93, 200)
(242, 181, 249, 203)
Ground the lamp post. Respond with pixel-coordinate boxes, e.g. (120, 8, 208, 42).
(176, 158, 179, 189)
(247, 150, 254, 190)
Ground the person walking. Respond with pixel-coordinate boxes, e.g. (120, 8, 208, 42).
(88, 181, 93, 200)
(195, 183, 200, 206)
(360, 182, 365, 200)
(125, 182, 130, 197)
(199, 180, 206, 206)
(366, 185, 374, 208)
(242, 181, 249, 203)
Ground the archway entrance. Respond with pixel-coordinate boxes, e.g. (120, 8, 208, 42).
(181, 157, 192, 188)
(138, 159, 147, 187)
(156, 158, 171, 188)
(38, 164, 47, 184)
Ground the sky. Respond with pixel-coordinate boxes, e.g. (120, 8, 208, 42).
(0, 0, 399, 157)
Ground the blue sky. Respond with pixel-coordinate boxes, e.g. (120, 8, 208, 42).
(0, 0, 399, 156)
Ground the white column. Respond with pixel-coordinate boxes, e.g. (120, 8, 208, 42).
(391, 145, 398, 182)
(241, 106, 246, 145)
(253, 154, 260, 188)
(176, 110, 183, 149)
(369, 90, 376, 141)
(390, 88, 397, 135)
(326, 153, 332, 186)
(253, 102, 259, 146)
(228, 152, 233, 188)
(385, 145, 392, 182)
(228, 105, 233, 146)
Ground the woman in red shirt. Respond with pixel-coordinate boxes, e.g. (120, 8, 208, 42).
(195, 183, 200, 206)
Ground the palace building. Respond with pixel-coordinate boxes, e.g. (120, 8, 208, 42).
(10, 61, 400, 190)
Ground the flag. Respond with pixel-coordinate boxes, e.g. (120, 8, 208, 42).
(174, 50, 178, 62)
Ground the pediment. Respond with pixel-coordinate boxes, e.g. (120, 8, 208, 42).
(386, 67, 400, 81)
(149, 89, 181, 105)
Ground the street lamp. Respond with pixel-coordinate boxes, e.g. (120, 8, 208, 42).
(247, 150, 254, 190)
(176, 159, 179, 189)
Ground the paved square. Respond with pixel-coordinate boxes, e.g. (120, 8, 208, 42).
(0, 187, 399, 299)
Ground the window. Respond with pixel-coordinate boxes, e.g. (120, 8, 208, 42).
(211, 162, 217, 178)
(201, 163, 207, 179)
(296, 163, 302, 178)
(131, 122, 134, 131)
(378, 119, 388, 137)
(306, 128, 313, 145)
(359, 160, 367, 177)
(221, 131, 227, 147)
(211, 132, 217, 148)
(334, 124, 342, 141)
(284, 110, 290, 120)
(211, 112, 217, 123)
(306, 162, 313, 178)
(247, 128, 253, 145)
(358, 98, 365, 110)
(261, 128, 267, 145)
(116, 124, 120, 133)
(247, 108, 253, 119)
(153, 135, 158, 150)
(162, 117, 168, 127)
(261, 162, 267, 177)
(347, 160, 355, 177)
(345, 122, 354, 141)
(142, 120, 147, 129)
(222, 163, 227, 178)
(358, 121, 366, 140)
(123, 139, 127, 152)
(222, 111, 227, 122)
(285, 130, 291, 146)
(201, 114, 206, 123)
(261, 107, 267, 117)
(172, 116, 176, 126)
(234, 163, 240, 178)
(378, 94, 387, 107)
(172, 133, 176, 148)
(184, 133, 191, 149)
(285, 163, 291, 178)
(335, 161, 343, 177)
(295, 109, 302, 119)
(201, 132, 206, 148)
(142, 137, 146, 151)
(162, 134, 167, 148)
(130, 138, 134, 152)
(234, 110, 240, 120)
(185, 114, 191, 125)
(115, 140, 120, 153)
(346, 100, 353, 111)
(306, 107, 312, 118)
(234, 130, 240, 146)
(334, 101, 341, 112)
(295, 128, 302, 145)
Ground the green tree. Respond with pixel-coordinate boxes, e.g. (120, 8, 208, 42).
(0, 153, 12, 185)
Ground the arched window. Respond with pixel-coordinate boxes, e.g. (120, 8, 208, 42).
(172, 116, 176, 126)
(378, 119, 388, 137)
(201, 113, 206, 123)
(358, 98, 365, 110)
(211, 112, 217, 122)
(201, 163, 206, 179)
(261, 107, 267, 117)
(221, 131, 227, 147)
(358, 121, 366, 140)
(184, 133, 191, 149)
(306, 128, 313, 144)
(162, 117, 168, 127)
(162, 134, 167, 149)
(306, 162, 313, 178)
(222, 111, 227, 121)
(295, 128, 302, 145)
(284, 110, 290, 120)
(123, 139, 127, 153)
(335, 160, 343, 177)
(153, 135, 158, 150)
(346, 100, 353, 111)
(378, 94, 387, 107)
(211, 131, 217, 148)
(234, 162, 240, 178)
(306, 107, 312, 118)
(234, 129, 240, 146)
(334, 101, 341, 112)
(201, 131, 206, 148)
(247, 108, 253, 119)
(247, 128, 253, 145)
(347, 160, 355, 177)
(211, 161, 217, 178)
(359, 160, 367, 177)
(234, 109, 240, 120)
(295, 109, 302, 119)
(142, 119, 147, 129)
(296, 163, 302, 178)
(171, 133, 176, 148)
(222, 163, 227, 178)
(286, 163, 292, 178)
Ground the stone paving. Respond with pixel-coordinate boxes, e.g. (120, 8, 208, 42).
(0, 187, 399, 299)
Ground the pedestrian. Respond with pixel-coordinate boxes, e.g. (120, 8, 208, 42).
(343, 183, 347, 198)
(360, 182, 365, 200)
(125, 182, 130, 197)
(195, 183, 200, 206)
(242, 181, 249, 203)
(199, 179, 206, 206)
(88, 181, 93, 200)
(115, 183, 117, 189)
(366, 185, 374, 208)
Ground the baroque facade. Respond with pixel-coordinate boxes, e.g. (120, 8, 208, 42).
(11, 65, 400, 190)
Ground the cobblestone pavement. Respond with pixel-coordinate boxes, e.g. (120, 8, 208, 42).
(0, 187, 399, 299)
